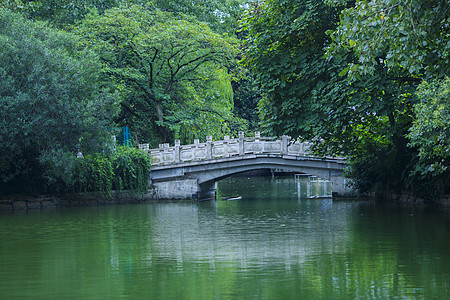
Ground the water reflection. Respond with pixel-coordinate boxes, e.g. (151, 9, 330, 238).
(217, 174, 332, 201)
(0, 176, 449, 299)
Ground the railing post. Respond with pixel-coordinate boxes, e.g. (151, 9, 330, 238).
(255, 131, 260, 141)
(281, 135, 289, 155)
(223, 136, 230, 157)
(193, 139, 199, 160)
(238, 131, 244, 155)
(175, 140, 180, 163)
(206, 136, 212, 160)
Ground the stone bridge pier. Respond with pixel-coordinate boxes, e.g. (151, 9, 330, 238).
(141, 132, 354, 200)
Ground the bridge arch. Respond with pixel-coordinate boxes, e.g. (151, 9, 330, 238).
(150, 154, 350, 200)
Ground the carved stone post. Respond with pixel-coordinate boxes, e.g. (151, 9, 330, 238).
(206, 136, 212, 160)
(193, 139, 199, 160)
(238, 131, 244, 155)
(175, 140, 180, 163)
(281, 135, 289, 155)
(223, 135, 230, 157)
(255, 131, 260, 141)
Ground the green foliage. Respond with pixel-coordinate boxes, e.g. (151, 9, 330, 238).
(231, 67, 261, 132)
(111, 146, 151, 192)
(1, 0, 128, 27)
(325, 0, 450, 196)
(407, 77, 450, 196)
(240, 0, 449, 197)
(1, 0, 245, 33)
(71, 146, 150, 194)
(0, 9, 118, 194)
(152, 0, 245, 34)
(38, 146, 151, 195)
(240, 0, 414, 155)
(326, 0, 450, 79)
(73, 154, 114, 193)
(76, 5, 239, 144)
(241, 0, 339, 137)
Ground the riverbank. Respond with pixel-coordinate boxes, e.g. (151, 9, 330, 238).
(373, 190, 450, 208)
(0, 190, 156, 210)
(2, 188, 449, 211)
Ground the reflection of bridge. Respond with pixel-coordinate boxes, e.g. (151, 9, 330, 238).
(139, 132, 351, 200)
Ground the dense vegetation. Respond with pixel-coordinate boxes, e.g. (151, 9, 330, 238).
(0, 0, 448, 200)
(240, 0, 449, 199)
(0, 9, 117, 194)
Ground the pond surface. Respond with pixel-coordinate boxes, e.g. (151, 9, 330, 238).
(1, 176, 449, 299)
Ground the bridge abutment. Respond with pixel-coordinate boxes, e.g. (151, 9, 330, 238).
(330, 176, 354, 197)
(151, 179, 217, 200)
(198, 181, 217, 199)
(152, 179, 199, 200)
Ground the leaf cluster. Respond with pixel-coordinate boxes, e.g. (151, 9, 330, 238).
(327, 0, 450, 79)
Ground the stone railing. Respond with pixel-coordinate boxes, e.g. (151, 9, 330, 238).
(139, 132, 314, 166)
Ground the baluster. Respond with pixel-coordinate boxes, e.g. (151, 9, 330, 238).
(193, 139, 199, 160)
(175, 140, 180, 163)
(223, 136, 230, 157)
(281, 135, 289, 155)
(206, 136, 212, 160)
(238, 131, 244, 155)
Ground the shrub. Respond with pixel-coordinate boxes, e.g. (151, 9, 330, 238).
(73, 154, 114, 194)
(111, 146, 151, 192)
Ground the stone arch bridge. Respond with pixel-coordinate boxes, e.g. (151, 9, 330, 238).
(139, 132, 351, 200)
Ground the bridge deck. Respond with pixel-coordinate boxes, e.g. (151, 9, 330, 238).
(139, 132, 344, 168)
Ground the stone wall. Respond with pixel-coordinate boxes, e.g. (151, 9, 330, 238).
(0, 190, 157, 210)
(375, 190, 450, 207)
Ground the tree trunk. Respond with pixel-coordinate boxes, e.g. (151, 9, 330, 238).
(155, 100, 168, 143)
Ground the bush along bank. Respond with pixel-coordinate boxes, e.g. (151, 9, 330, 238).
(0, 146, 152, 209)
(71, 146, 151, 195)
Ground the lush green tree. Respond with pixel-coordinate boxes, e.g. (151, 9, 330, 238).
(241, 0, 449, 197)
(407, 77, 450, 196)
(327, 0, 450, 195)
(240, 0, 423, 194)
(153, 0, 245, 34)
(231, 68, 261, 132)
(0, 9, 117, 194)
(0, 0, 246, 33)
(240, 0, 409, 150)
(76, 5, 239, 144)
(326, 0, 449, 79)
(0, 0, 123, 26)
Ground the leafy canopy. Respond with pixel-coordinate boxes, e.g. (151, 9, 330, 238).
(326, 0, 450, 79)
(0, 0, 246, 33)
(407, 77, 450, 195)
(76, 4, 239, 144)
(240, 0, 447, 195)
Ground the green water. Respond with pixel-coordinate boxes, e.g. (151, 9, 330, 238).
(1, 176, 449, 299)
